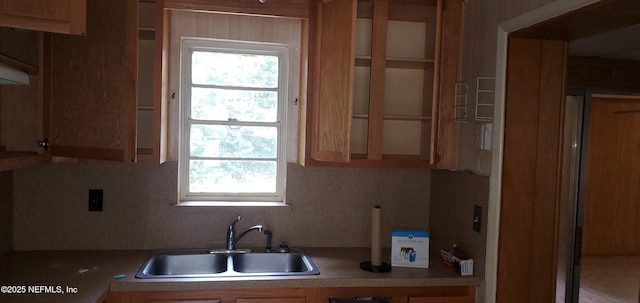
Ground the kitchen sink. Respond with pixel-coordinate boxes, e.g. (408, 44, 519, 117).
(135, 249, 320, 278)
(232, 252, 312, 273)
(142, 250, 228, 276)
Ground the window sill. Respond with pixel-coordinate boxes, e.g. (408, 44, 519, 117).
(175, 201, 290, 207)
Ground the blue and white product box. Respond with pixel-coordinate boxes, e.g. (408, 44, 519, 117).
(391, 229, 430, 268)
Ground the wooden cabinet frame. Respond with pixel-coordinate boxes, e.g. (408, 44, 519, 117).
(0, 0, 86, 35)
(304, 0, 462, 169)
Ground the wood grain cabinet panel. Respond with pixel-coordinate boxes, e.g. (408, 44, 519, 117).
(236, 298, 305, 303)
(0, 0, 86, 35)
(409, 296, 474, 303)
(0, 27, 48, 171)
(108, 286, 474, 303)
(307, 0, 357, 163)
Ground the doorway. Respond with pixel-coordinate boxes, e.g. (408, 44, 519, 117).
(557, 94, 584, 303)
(488, 1, 640, 302)
(556, 93, 640, 302)
(564, 93, 640, 303)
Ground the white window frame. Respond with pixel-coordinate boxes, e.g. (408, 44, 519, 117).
(178, 38, 289, 203)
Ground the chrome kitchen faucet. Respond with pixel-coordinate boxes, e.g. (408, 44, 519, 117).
(226, 215, 263, 251)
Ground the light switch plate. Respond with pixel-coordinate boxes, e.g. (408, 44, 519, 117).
(89, 189, 103, 212)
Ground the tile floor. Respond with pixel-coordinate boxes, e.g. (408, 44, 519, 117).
(578, 256, 640, 303)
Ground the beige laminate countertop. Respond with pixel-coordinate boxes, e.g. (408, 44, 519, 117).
(0, 248, 479, 303)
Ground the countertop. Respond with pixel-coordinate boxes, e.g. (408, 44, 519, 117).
(0, 248, 479, 303)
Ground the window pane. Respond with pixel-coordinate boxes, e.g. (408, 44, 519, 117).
(189, 160, 277, 193)
(190, 124, 277, 158)
(192, 51, 279, 88)
(191, 87, 277, 122)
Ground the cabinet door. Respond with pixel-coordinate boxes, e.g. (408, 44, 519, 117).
(0, 0, 86, 35)
(148, 300, 220, 303)
(308, 0, 357, 163)
(236, 298, 305, 303)
(432, 0, 463, 169)
(45, 0, 137, 162)
(409, 297, 473, 303)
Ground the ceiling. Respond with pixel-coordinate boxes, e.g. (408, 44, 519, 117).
(569, 23, 640, 61)
(509, 0, 640, 61)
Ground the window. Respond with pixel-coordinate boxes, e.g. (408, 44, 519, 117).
(179, 39, 288, 203)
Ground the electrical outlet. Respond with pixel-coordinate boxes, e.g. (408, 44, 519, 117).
(473, 205, 482, 233)
(88, 189, 103, 212)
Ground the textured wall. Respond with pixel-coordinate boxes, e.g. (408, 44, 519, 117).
(429, 170, 489, 278)
(0, 170, 12, 255)
(13, 162, 430, 251)
(457, 0, 557, 175)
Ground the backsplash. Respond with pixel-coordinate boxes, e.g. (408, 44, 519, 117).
(429, 169, 489, 278)
(12, 162, 431, 250)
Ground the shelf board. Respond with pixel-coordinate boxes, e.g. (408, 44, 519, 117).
(136, 148, 153, 155)
(387, 57, 435, 69)
(0, 53, 38, 75)
(355, 56, 434, 69)
(306, 154, 433, 169)
(138, 28, 155, 40)
(352, 113, 431, 121)
(137, 105, 154, 111)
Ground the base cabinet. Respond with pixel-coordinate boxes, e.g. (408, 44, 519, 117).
(237, 299, 306, 303)
(409, 297, 474, 303)
(140, 300, 305, 303)
(107, 286, 474, 303)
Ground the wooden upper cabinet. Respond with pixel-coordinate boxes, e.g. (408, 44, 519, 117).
(0, 0, 86, 35)
(44, 0, 137, 162)
(303, 0, 462, 169)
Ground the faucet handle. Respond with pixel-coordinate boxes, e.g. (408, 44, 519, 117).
(264, 230, 273, 251)
(229, 215, 241, 227)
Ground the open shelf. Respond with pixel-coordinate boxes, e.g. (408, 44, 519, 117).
(355, 56, 435, 69)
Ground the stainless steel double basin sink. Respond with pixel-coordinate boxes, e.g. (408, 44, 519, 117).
(135, 249, 320, 278)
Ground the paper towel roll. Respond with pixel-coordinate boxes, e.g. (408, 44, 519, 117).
(371, 205, 382, 266)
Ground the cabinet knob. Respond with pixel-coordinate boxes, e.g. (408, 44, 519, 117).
(38, 138, 50, 151)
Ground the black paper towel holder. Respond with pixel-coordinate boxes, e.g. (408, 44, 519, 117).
(359, 260, 391, 272)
